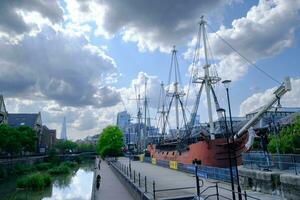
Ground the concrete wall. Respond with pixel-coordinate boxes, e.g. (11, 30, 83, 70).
(239, 167, 300, 200)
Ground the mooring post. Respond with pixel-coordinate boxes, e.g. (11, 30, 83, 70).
(134, 170, 136, 183)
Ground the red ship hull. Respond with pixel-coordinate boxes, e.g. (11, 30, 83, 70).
(148, 134, 248, 168)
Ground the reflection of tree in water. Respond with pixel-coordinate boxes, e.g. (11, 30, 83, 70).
(79, 161, 94, 173)
(54, 172, 75, 188)
(8, 186, 52, 200)
(2, 160, 94, 200)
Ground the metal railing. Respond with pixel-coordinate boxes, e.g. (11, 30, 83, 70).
(199, 181, 261, 200)
(242, 152, 299, 175)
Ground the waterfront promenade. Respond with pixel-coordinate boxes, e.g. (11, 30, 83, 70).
(92, 157, 133, 200)
(118, 157, 282, 200)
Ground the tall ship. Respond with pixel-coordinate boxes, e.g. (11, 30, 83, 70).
(147, 17, 292, 168)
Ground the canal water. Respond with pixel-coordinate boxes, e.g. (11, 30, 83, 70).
(0, 161, 94, 200)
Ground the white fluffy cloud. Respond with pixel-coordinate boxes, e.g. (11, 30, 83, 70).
(240, 78, 300, 116)
(0, 0, 63, 41)
(186, 0, 300, 81)
(65, 0, 228, 52)
(0, 26, 120, 107)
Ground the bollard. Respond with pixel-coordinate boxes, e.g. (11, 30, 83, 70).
(153, 181, 156, 199)
(134, 170, 136, 183)
(126, 166, 128, 176)
(145, 176, 147, 193)
(139, 173, 141, 187)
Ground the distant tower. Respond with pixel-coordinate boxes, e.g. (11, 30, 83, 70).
(60, 117, 67, 140)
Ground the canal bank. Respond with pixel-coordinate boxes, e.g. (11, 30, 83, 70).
(0, 160, 94, 200)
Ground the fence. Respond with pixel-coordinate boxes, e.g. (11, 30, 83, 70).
(109, 159, 154, 200)
(110, 158, 264, 200)
(143, 156, 237, 183)
(242, 152, 300, 175)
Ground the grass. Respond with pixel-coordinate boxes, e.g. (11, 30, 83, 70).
(17, 173, 52, 190)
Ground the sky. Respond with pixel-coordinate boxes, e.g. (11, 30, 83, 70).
(0, 0, 300, 140)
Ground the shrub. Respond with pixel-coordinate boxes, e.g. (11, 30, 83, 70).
(48, 165, 70, 175)
(62, 161, 77, 168)
(0, 166, 7, 178)
(17, 173, 51, 190)
(13, 164, 36, 175)
(36, 163, 53, 171)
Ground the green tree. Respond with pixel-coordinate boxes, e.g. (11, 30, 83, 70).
(0, 124, 38, 156)
(96, 125, 124, 157)
(268, 116, 300, 154)
(55, 140, 78, 154)
(18, 126, 38, 153)
(77, 143, 96, 152)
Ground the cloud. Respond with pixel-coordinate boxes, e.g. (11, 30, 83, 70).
(185, 0, 300, 81)
(0, 0, 63, 38)
(65, 0, 228, 52)
(239, 78, 300, 116)
(0, 26, 120, 108)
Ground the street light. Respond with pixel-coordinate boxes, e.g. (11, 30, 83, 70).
(217, 108, 236, 200)
(222, 80, 242, 200)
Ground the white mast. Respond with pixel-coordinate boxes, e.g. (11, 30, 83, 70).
(191, 16, 221, 140)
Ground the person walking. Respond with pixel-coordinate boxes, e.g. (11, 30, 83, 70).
(98, 158, 101, 170)
(96, 174, 101, 190)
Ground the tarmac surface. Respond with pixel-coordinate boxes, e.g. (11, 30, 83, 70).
(118, 157, 283, 200)
(92, 157, 134, 200)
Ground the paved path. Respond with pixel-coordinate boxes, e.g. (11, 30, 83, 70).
(92, 157, 134, 200)
(118, 157, 283, 200)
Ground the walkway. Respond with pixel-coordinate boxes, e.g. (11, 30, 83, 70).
(118, 157, 282, 200)
(92, 157, 134, 200)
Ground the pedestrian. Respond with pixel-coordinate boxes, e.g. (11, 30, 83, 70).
(98, 158, 101, 170)
(96, 174, 101, 190)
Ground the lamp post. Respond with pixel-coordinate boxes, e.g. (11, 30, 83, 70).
(222, 80, 242, 200)
(217, 108, 235, 200)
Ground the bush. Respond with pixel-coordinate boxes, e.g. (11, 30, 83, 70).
(48, 165, 70, 175)
(36, 163, 53, 171)
(0, 166, 7, 178)
(62, 161, 78, 168)
(14, 164, 36, 175)
(17, 173, 51, 190)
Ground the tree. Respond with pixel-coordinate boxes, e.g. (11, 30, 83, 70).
(268, 116, 300, 154)
(18, 126, 38, 153)
(96, 125, 124, 157)
(55, 140, 78, 154)
(0, 124, 37, 156)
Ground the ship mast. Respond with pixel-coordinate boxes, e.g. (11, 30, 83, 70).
(163, 46, 187, 140)
(190, 16, 221, 140)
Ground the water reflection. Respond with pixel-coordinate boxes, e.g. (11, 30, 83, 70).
(0, 162, 94, 200)
(43, 169, 93, 200)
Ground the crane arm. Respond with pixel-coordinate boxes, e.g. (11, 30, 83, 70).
(234, 77, 291, 140)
